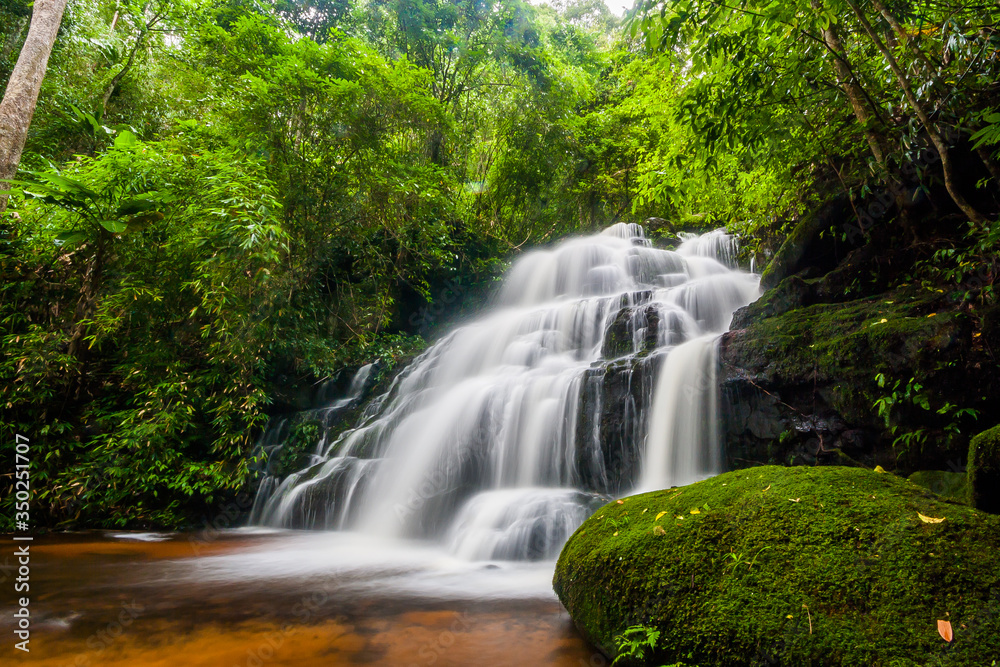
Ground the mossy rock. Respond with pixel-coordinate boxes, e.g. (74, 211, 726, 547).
(968, 425, 1000, 514)
(721, 286, 965, 428)
(908, 470, 969, 504)
(759, 197, 852, 290)
(730, 275, 813, 330)
(554, 466, 1000, 666)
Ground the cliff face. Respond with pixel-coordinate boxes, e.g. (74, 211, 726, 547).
(718, 281, 988, 473)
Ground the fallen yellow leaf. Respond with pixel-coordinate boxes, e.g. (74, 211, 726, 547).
(763, 484, 771, 492)
(690, 509, 701, 515)
(616, 499, 624, 504)
(788, 498, 801, 503)
(927, 313, 937, 318)
(937, 619, 953, 642)
(655, 511, 668, 521)
(874, 465, 887, 473)
(918, 513, 946, 524)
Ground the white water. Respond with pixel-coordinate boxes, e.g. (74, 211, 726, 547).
(251, 224, 759, 563)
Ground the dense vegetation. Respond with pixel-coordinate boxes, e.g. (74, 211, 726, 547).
(1, 0, 998, 529)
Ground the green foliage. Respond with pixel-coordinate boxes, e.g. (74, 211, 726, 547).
(874, 372, 980, 456)
(0, 0, 627, 528)
(1, 132, 289, 528)
(906, 221, 1000, 305)
(612, 625, 661, 665)
(4, 0, 998, 532)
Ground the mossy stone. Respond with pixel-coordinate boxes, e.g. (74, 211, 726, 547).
(554, 466, 1000, 666)
(721, 286, 964, 428)
(968, 425, 1000, 513)
(760, 197, 851, 290)
(907, 470, 969, 504)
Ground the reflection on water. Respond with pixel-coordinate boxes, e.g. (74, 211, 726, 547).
(0, 530, 601, 666)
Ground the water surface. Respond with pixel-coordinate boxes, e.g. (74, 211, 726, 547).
(1, 530, 602, 666)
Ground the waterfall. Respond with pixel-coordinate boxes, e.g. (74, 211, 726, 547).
(251, 224, 760, 561)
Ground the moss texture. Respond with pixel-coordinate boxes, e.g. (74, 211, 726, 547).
(554, 466, 1000, 666)
(723, 286, 966, 427)
(759, 197, 852, 290)
(908, 471, 969, 504)
(968, 425, 1000, 514)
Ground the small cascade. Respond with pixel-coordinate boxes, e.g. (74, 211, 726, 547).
(249, 363, 376, 521)
(251, 224, 760, 561)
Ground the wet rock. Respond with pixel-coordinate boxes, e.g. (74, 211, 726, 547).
(719, 286, 981, 471)
(575, 356, 657, 496)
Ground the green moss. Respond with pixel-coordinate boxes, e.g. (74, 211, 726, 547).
(908, 471, 969, 504)
(968, 425, 1000, 513)
(729, 287, 963, 425)
(554, 466, 1000, 666)
(759, 204, 833, 290)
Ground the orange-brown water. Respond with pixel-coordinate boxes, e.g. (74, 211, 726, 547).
(1, 532, 605, 666)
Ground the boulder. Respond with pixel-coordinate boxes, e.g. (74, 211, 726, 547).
(969, 425, 1000, 513)
(554, 466, 1000, 666)
(759, 196, 852, 290)
(719, 286, 975, 471)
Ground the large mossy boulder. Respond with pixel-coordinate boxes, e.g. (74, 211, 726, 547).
(968, 425, 1000, 513)
(554, 466, 1000, 666)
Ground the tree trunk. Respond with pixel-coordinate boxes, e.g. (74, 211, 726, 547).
(0, 0, 69, 214)
(868, 0, 1000, 188)
(843, 0, 987, 225)
(100, 28, 146, 110)
(868, 0, 943, 72)
(809, 0, 889, 170)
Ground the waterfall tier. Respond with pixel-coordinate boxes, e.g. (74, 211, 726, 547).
(251, 224, 760, 561)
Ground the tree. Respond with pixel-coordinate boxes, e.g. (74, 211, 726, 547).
(0, 0, 68, 213)
(629, 0, 1000, 227)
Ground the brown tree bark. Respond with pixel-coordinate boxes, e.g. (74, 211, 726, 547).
(843, 0, 987, 225)
(809, 0, 889, 170)
(0, 0, 69, 213)
(869, 0, 942, 71)
(869, 0, 1000, 186)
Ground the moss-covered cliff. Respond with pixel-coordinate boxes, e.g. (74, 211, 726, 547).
(720, 281, 996, 473)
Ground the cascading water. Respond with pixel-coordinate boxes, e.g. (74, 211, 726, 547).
(250, 224, 760, 562)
